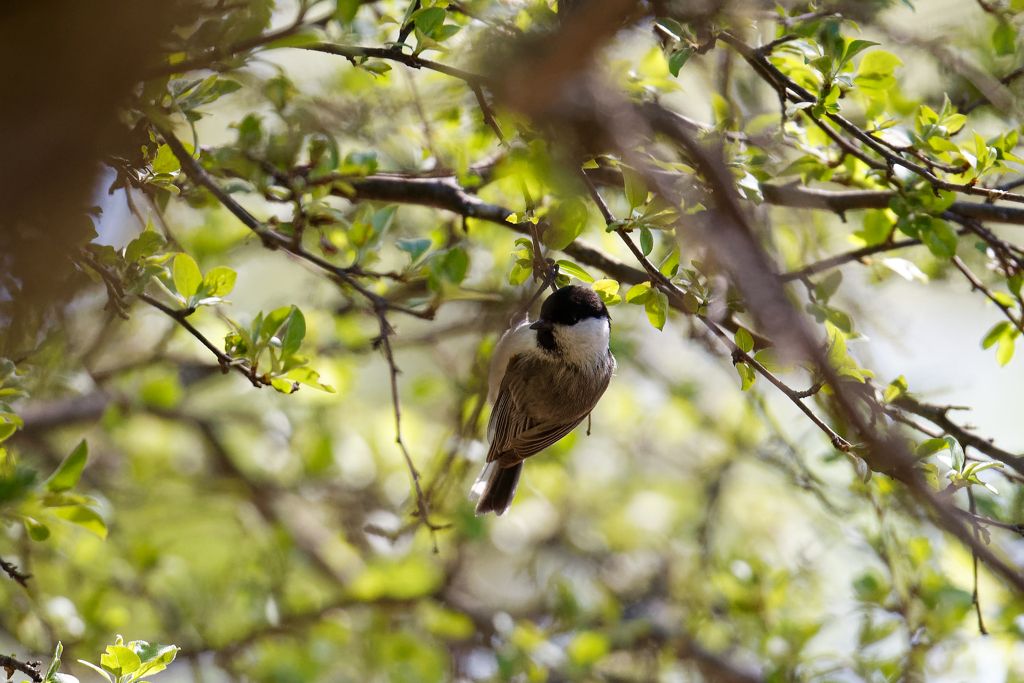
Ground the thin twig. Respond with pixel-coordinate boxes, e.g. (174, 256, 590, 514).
(0, 556, 31, 587)
(967, 488, 989, 635)
(136, 293, 264, 386)
(781, 237, 925, 281)
(372, 306, 446, 551)
(951, 255, 1024, 335)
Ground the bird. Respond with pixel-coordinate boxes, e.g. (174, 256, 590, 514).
(470, 285, 616, 515)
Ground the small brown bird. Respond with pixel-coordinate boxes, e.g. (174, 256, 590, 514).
(470, 285, 616, 515)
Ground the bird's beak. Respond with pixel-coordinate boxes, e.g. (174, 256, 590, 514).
(529, 319, 553, 332)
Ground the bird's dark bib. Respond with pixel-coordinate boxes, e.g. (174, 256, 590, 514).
(535, 328, 557, 352)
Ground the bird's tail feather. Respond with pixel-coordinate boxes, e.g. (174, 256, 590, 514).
(470, 461, 523, 516)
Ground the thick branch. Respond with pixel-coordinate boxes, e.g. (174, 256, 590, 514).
(762, 183, 1024, 226)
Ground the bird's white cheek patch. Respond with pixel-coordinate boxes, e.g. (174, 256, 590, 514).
(555, 317, 610, 366)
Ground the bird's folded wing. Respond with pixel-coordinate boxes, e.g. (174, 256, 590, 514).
(487, 356, 534, 458)
(514, 416, 584, 455)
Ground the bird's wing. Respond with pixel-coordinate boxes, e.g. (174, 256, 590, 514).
(509, 417, 585, 461)
(486, 355, 584, 465)
(486, 356, 534, 458)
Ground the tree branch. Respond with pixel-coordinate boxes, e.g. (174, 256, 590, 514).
(136, 293, 264, 387)
(0, 655, 42, 683)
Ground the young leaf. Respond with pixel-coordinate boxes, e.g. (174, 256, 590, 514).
(0, 422, 16, 444)
(668, 48, 693, 77)
(125, 230, 166, 263)
(883, 375, 908, 403)
(45, 440, 88, 493)
(76, 660, 112, 683)
(625, 282, 652, 304)
(286, 367, 336, 393)
(736, 361, 756, 390)
(282, 308, 306, 356)
(52, 506, 107, 538)
(173, 254, 203, 299)
(555, 260, 594, 283)
(414, 7, 445, 35)
(943, 436, 966, 472)
(544, 198, 589, 250)
(645, 290, 669, 330)
(622, 167, 648, 210)
(734, 328, 754, 354)
(397, 238, 432, 263)
(100, 646, 141, 678)
(591, 279, 622, 306)
(201, 267, 237, 298)
(24, 517, 50, 541)
(639, 226, 653, 256)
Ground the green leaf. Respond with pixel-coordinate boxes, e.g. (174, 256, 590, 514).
(555, 260, 594, 283)
(76, 660, 112, 683)
(45, 440, 87, 492)
(438, 247, 469, 284)
(997, 331, 1016, 366)
(100, 646, 141, 678)
(334, 0, 362, 23)
(52, 506, 107, 538)
(944, 436, 966, 472)
(659, 246, 680, 277)
(625, 282, 652, 304)
(591, 279, 622, 306)
(883, 375, 908, 403)
(814, 271, 843, 303)
(397, 238, 432, 263)
(45, 642, 63, 683)
(827, 326, 848, 368)
(734, 328, 754, 353)
(125, 230, 166, 263)
(645, 290, 669, 330)
(622, 167, 648, 210)
(920, 218, 958, 258)
(843, 39, 880, 64)
(982, 321, 1011, 349)
(668, 48, 693, 77)
(282, 308, 306, 356)
(414, 7, 446, 35)
(151, 145, 181, 174)
(173, 253, 203, 298)
(271, 378, 299, 394)
(915, 438, 949, 458)
(736, 361, 756, 390)
(544, 198, 589, 250)
(286, 367, 336, 393)
(993, 19, 1017, 56)
(753, 348, 785, 372)
(639, 226, 653, 256)
(130, 642, 178, 667)
(201, 267, 236, 298)
(0, 422, 16, 444)
(509, 263, 532, 286)
(24, 517, 50, 541)
(854, 50, 903, 90)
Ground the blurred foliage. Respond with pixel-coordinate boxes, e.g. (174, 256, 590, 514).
(3, 0, 1024, 682)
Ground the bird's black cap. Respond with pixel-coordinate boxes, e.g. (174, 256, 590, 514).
(533, 285, 609, 327)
